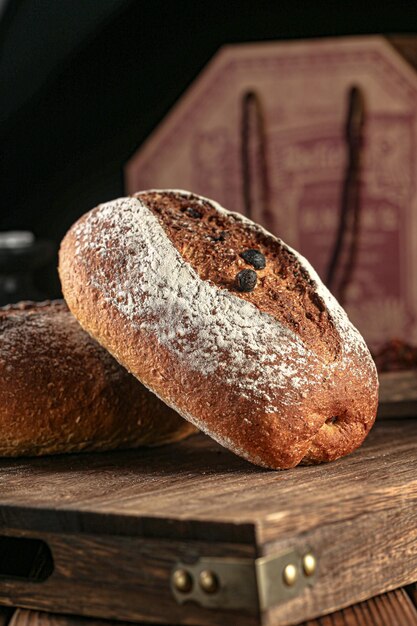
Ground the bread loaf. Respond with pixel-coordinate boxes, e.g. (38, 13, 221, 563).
(0, 300, 194, 456)
(59, 190, 378, 469)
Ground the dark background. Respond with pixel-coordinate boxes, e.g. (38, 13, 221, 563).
(1, 0, 417, 297)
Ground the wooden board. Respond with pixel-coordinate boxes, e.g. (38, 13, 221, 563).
(0, 420, 415, 626)
(0, 419, 414, 543)
(6, 587, 417, 626)
(378, 371, 417, 418)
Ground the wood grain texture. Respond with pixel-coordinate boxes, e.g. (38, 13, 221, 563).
(301, 588, 417, 625)
(0, 420, 414, 544)
(5, 589, 417, 626)
(260, 422, 417, 624)
(0, 533, 256, 626)
(378, 371, 417, 418)
(263, 503, 417, 626)
(0, 421, 414, 626)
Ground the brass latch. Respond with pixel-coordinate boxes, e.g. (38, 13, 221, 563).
(171, 549, 317, 611)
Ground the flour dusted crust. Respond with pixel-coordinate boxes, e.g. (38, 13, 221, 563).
(59, 191, 378, 469)
(0, 300, 194, 456)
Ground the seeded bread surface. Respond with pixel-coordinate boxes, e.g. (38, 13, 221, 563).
(0, 300, 194, 456)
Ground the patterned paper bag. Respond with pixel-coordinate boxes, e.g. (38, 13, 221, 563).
(125, 36, 417, 351)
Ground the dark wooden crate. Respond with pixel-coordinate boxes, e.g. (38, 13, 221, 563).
(0, 419, 415, 626)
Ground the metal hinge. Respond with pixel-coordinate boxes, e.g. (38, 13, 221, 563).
(171, 548, 317, 611)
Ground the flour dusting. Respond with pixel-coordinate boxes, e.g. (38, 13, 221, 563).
(72, 191, 376, 413)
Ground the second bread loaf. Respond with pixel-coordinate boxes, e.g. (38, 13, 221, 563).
(0, 300, 194, 456)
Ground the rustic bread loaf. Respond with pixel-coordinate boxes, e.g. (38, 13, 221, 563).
(0, 300, 194, 456)
(59, 190, 378, 469)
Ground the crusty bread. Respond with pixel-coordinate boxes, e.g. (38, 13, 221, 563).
(59, 190, 378, 469)
(0, 300, 194, 456)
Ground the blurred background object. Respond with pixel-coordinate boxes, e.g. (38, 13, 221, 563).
(0, 231, 54, 305)
(1, 0, 417, 304)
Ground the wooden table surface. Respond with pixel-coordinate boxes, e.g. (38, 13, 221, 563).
(0, 419, 415, 545)
(2, 585, 417, 626)
(0, 420, 415, 625)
